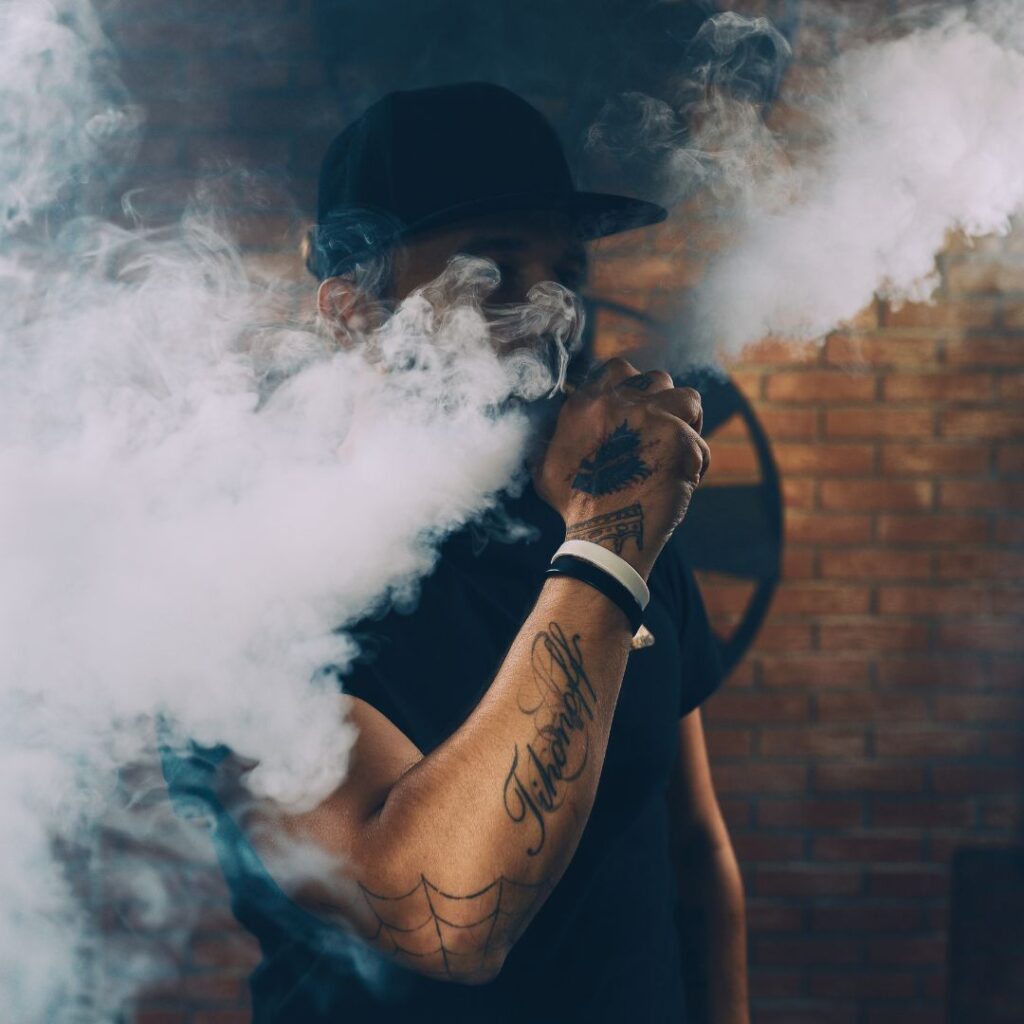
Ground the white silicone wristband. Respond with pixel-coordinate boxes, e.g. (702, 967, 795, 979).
(551, 540, 650, 612)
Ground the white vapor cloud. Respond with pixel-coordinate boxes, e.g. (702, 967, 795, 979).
(690, 3, 1024, 353)
(0, 2, 580, 1019)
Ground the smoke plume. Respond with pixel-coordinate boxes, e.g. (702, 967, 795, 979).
(0, 1, 579, 1019)
(684, 3, 1024, 354)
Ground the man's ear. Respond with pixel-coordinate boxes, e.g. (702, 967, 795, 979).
(317, 277, 378, 343)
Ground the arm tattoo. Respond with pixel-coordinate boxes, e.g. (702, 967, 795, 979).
(503, 623, 598, 856)
(566, 502, 644, 554)
(358, 874, 546, 980)
(571, 421, 651, 496)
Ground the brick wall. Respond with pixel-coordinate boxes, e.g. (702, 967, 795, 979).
(90, 2, 1024, 1023)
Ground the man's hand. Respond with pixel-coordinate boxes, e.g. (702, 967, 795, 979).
(534, 357, 710, 579)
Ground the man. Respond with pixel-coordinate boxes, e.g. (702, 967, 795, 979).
(166, 83, 747, 1023)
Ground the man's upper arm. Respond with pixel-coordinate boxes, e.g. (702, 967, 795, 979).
(667, 708, 729, 847)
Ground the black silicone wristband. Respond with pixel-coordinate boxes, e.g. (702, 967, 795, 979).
(546, 555, 644, 634)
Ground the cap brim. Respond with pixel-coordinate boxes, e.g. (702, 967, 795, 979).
(402, 189, 667, 243)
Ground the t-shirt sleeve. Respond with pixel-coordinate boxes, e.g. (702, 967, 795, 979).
(674, 559, 726, 718)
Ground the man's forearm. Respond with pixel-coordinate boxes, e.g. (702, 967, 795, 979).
(290, 575, 634, 981)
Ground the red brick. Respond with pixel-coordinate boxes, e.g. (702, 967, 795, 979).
(705, 726, 754, 758)
(995, 519, 1024, 544)
(937, 549, 1024, 580)
(765, 371, 876, 403)
(703, 442, 760, 480)
(942, 407, 1024, 439)
(884, 372, 995, 401)
(821, 549, 932, 580)
(742, 338, 820, 364)
(878, 584, 990, 615)
(717, 797, 753, 828)
(820, 480, 934, 511)
(815, 762, 924, 793)
(998, 372, 1024, 401)
(760, 728, 866, 759)
(808, 969, 916, 999)
(992, 656, 1024, 688)
(746, 903, 804, 932)
(933, 693, 1024, 720)
(932, 764, 1022, 794)
(882, 298, 996, 329)
(826, 334, 938, 367)
(591, 254, 697, 292)
(757, 798, 864, 829)
(713, 763, 809, 794)
(877, 655, 988, 688)
(944, 258, 1024, 293)
(812, 834, 922, 863)
(748, 967, 806, 1000)
(997, 444, 1024, 472)
(945, 335, 1024, 366)
(865, 1003, 945, 1024)
(819, 621, 929, 651)
(881, 442, 990, 476)
(825, 407, 935, 439)
(732, 833, 806, 862)
(756, 1005, 858, 1024)
(755, 937, 863, 965)
(939, 479, 1024, 508)
(876, 513, 989, 545)
(704, 692, 811, 723)
(786, 513, 873, 545)
(758, 407, 820, 439)
(867, 866, 947, 898)
(783, 548, 817, 579)
(771, 583, 871, 615)
(866, 935, 945, 966)
(756, 866, 864, 898)
(937, 620, 1024, 652)
(761, 656, 872, 689)
(773, 443, 875, 476)
(993, 587, 1024, 614)
(752, 620, 815, 651)
(874, 728, 987, 758)
(817, 693, 929, 722)
(783, 477, 816, 509)
(810, 906, 922, 933)
(871, 798, 976, 827)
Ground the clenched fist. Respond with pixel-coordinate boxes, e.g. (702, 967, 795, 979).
(534, 357, 710, 580)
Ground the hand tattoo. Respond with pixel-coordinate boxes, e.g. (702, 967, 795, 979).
(571, 422, 651, 496)
(620, 373, 653, 391)
(503, 623, 597, 856)
(566, 502, 644, 554)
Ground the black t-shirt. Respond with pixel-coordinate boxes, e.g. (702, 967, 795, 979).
(163, 483, 723, 1023)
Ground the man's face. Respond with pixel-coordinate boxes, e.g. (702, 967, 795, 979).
(391, 210, 587, 305)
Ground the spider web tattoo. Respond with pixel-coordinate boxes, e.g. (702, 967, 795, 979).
(358, 874, 546, 979)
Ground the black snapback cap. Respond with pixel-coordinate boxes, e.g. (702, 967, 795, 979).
(309, 82, 667, 280)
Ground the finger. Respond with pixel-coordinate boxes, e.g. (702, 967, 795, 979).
(648, 386, 703, 433)
(615, 368, 675, 398)
(581, 356, 641, 395)
(678, 422, 711, 484)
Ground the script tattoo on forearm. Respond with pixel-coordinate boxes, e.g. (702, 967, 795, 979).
(502, 623, 598, 856)
(566, 502, 644, 554)
(572, 421, 651, 495)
